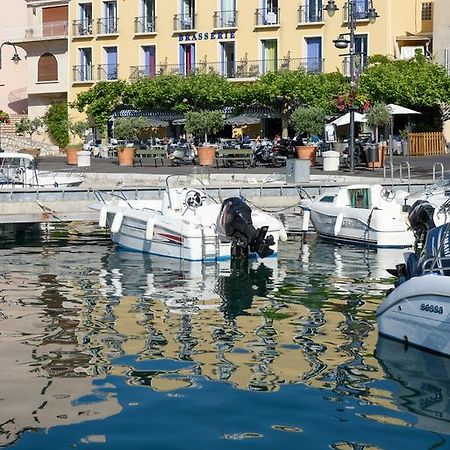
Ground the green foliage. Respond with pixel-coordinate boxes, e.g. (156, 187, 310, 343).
(69, 120, 89, 140)
(15, 117, 44, 138)
(70, 80, 127, 136)
(184, 110, 224, 145)
(289, 106, 325, 141)
(44, 102, 69, 148)
(113, 117, 149, 141)
(366, 102, 391, 128)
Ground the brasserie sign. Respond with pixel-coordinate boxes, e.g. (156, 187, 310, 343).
(178, 31, 236, 41)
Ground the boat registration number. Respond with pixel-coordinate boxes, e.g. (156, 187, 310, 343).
(421, 303, 444, 314)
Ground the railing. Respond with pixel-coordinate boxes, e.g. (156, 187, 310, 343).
(23, 21, 68, 39)
(173, 14, 196, 31)
(135, 16, 157, 33)
(213, 10, 238, 28)
(98, 64, 118, 81)
(298, 4, 323, 23)
(255, 8, 280, 26)
(97, 17, 118, 34)
(72, 19, 93, 36)
(73, 65, 93, 82)
(129, 57, 325, 80)
(408, 132, 447, 156)
(343, 1, 371, 22)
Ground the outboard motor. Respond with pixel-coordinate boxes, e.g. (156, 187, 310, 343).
(407, 199, 436, 249)
(217, 197, 275, 259)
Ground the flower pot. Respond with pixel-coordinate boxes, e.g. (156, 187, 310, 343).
(65, 146, 80, 165)
(296, 145, 316, 166)
(117, 147, 135, 166)
(197, 146, 216, 166)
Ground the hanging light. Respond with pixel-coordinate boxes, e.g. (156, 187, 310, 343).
(11, 52, 21, 65)
(333, 35, 350, 49)
(324, 0, 339, 17)
(367, 7, 379, 24)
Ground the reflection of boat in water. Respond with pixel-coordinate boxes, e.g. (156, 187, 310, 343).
(376, 336, 450, 435)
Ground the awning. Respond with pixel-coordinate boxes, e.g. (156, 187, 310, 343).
(225, 114, 261, 126)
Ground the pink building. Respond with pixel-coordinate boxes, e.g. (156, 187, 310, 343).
(0, 0, 28, 114)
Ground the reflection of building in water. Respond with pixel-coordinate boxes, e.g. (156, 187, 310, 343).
(376, 337, 450, 434)
(0, 269, 121, 446)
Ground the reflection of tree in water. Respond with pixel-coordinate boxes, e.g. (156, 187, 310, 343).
(216, 259, 274, 321)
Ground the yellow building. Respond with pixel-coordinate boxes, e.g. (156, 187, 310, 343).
(68, 0, 433, 103)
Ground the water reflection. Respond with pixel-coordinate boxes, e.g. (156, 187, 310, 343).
(376, 336, 450, 434)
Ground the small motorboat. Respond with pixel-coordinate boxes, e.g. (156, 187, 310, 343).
(301, 184, 414, 248)
(92, 175, 287, 262)
(0, 152, 84, 188)
(376, 199, 450, 356)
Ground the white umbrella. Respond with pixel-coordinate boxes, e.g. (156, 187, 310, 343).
(330, 111, 367, 127)
(386, 104, 421, 174)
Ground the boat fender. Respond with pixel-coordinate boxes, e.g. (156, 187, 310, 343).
(302, 208, 310, 232)
(278, 220, 288, 241)
(334, 213, 344, 236)
(145, 219, 154, 240)
(99, 207, 108, 227)
(110, 212, 123, 234)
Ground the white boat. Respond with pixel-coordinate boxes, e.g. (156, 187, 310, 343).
(377, 201, 450, 356)
(92, 175, 287, 262)
(0, 152, 84, 188)
(301, 184, 414, 248)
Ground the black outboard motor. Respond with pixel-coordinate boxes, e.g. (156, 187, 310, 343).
(407, 199, 436, 249)
(217, 197, 275, 259)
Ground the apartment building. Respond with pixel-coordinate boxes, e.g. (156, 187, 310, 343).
(433, 0, 450, 73)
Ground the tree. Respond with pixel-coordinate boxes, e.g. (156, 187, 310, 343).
(44, 102, 69, 148)
(15, 117, 44, 139)
(113, 117, 149, 142)
(184, 110, 224, 146)
(289, 106, 325, 143)
(365, 102, 391, 143)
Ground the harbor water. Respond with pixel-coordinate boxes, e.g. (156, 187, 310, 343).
(0, 224, 449, 449)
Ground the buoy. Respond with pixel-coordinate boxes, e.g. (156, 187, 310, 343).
(334, 213, 343, 236)
(99, 207, 107, 227)
(110, 212, 123, 234)
(302, 208, 310, 232)
(278, 221, 288, 241)
(145, 219, 154, 240)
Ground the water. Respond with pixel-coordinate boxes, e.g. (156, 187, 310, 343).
(0, 225, 449, 449)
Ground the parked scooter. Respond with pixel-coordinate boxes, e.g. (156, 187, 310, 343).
(251, 139, 275, 167)
(271, 138, 296, 167)
(167, 141, 197, 166)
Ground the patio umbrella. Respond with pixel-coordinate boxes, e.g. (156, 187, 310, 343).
(386, 104, 421, 173)
(225, 114, 261, 126)
(330, 111, 367, 127)
(146, 118, 169, 127)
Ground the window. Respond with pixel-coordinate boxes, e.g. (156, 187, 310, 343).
(38, 53, 58, 82)
(421, 2, 432, 20)
(142, 45, 156, 77)
(220, 42, 235, 78)
(262, 40, 277, 73)
(349, 189, 370, 209)
(353, 0, 368, 20)
(79, 3, 93, 35)
(104, 47, 118, 80)
(79, 47, 93, 81)
(180, 0, 195, 29)
(220, 0, 236, 27)
(307, 0, 322, 22)
(102, 0, 117, 33)
(179, 44, 195, 75)
(142, 0, 156, 32)
(305, 37, 322, 72)
(42, 5, 68, 36)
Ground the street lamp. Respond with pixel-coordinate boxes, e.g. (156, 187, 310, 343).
(0, 41, 21, 70)
(324, 0, 378, 173)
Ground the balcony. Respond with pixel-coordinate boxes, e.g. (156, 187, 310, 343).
(298, 4, 323, 24)
(97, 18, 118, 35)
(12, 21, 68, 42)
(73, 65, 93, 82)
(173, 14, 196, 31)
(255, 8, 280, 26)
(343, 1, 371, 22)
(135, 16, 157, 34)
(98, 64, 119, 81)
(72, 19, 93, 37)
(213, 10, 238, 28)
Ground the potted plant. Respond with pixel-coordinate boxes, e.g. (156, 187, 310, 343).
(113, 117, 148, 166)
(366, 102, 391, 168)
(289, 106, 325, 166)
(185, 110, 225, 166)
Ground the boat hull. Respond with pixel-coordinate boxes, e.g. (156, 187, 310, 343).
(376, 274, 450, 355)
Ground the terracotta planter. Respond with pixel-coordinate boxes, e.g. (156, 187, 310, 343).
(65, 146, 80, 165)
(117, 147, 135, 166)
(296, 145, 316, 166)
(197, 146, 216, 166)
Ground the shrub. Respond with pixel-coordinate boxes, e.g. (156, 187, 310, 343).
(45, 102, 69, 148)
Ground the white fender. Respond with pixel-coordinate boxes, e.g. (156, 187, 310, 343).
(334, 213, 344, 236)
(99, 207, 108, 227)
(278, 220, 288, 241)
(110, 212, 123, 234)
(302, 208, 310, 232)
(145, 219, 154, 240)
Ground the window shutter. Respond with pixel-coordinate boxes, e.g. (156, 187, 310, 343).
(38, 53, 58, 82)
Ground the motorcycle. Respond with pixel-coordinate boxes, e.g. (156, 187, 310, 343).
(271, 138, 296, 167)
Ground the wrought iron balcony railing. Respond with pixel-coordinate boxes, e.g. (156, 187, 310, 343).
(135, 15, 157, 33)
(343, 1, 371, 22)
(97, 17, 118, 34)
(98, 64, 119, 81)
(73, 65, 93, 82)
(173, 13, 196, 31)
(255, 8, 280, 26)
(72, 19, 93, 36)
(213, 10, 238, 28)
(298, 4, 323, 23)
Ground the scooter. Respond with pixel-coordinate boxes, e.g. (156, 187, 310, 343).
(251, 141, 275, 167)
(167, 142, 197, 166)
(271, 138, 296, 167)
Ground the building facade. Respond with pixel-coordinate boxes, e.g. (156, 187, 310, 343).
(433, 0, 450, 73)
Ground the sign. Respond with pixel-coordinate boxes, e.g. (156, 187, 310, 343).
(178, 31, 236, 41)
(325, 124, 336, 143)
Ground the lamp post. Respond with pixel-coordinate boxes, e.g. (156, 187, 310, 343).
(324, 0, 378, 173)
(0, 42, 21, 151)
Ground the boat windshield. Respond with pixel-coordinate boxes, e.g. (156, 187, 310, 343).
(348, 188, 371, 209)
